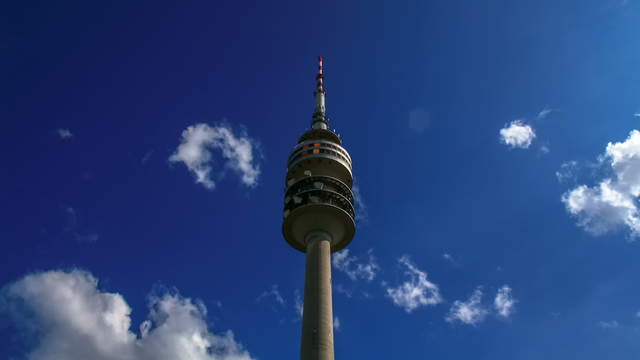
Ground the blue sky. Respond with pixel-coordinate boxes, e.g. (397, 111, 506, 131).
(2, 1, 640, 359)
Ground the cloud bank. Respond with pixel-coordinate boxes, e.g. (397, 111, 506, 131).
(499, 120, 536, 149)
(169, 123, 261, 190)
(1, 270, 253, 360)
(562, 130, 640, 238)
(385, 256, 442, 313)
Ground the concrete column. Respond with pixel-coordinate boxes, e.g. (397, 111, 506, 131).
(300, 231, 334, 360)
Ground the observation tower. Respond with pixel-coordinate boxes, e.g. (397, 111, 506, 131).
(282, 57, 356, 360)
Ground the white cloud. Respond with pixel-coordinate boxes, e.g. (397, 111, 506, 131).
(169, 123, 261, 190)
(633, 113, 640, 118)
(408, 108, 430, 133)
(333, 317, 340, 331)
(332, 249, 379, 282)
(499, 120, 536, 149)
(494, 285, 516, 318)
(446, 288, 488, 326)
(256, 284, 285, 306)
(597, 320, 619, 329)
(562, 130, 640, 238)
(1, 270, 253, 360)
(56, 128, 73, 139)
(385, 256, 442, 313)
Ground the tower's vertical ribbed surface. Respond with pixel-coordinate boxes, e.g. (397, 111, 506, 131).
(301, 231, 334, 360)
(282, 57, 356, 360)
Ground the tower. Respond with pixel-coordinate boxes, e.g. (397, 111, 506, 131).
(282, 57, 356, 360)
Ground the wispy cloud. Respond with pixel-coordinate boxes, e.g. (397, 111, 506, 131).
(169, 123, 261, 190)
(332, 249, 379, 282)
(141, 150, 153, 165)
(562, 130, 640, 238)
(63, 206, 99, 243)
(597, 320, 619, 329)
(56, 128, 73, 139)
(536, 106, 555, 120)
(499, 120, 536, 149)
(556, 161, 579, 183)
(1, 269, 254, 360)
(334, 283, 353, 298)
(333, 317, 341, 331)
(385, 256, 442, 313)
(446, 288, 488, 326)
(257, 284, 285, 307)
(442, 253, 459, 266)
(539, 144, 550, 154)
(352, 179, 368, 223)
(293, 290, 303, 319)
(494, 285, 517, 318)
(408, 107, 430, 133)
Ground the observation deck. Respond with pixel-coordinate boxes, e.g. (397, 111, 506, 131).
(282, 129, 356, 253)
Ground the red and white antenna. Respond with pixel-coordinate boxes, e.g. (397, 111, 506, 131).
(316, 56, 325, 93)
(312, 56, 328, 129)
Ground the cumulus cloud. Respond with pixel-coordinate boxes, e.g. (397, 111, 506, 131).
(385, 256, 442, 313)
(562, 130, 640, 238)
(499, 120, 536, 149)
(494, 285, 516, 318)
(169, 123, 261, 190)
(1, 270, 253, 360)
(446, 288, 488, 326)
(332, 249, 379, 282)
(56, 128, 73, 139)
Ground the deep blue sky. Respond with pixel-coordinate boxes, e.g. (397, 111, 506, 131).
(2, 1, 640, 359)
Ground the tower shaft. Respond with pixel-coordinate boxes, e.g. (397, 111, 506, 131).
(300, 231, 334, 360)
